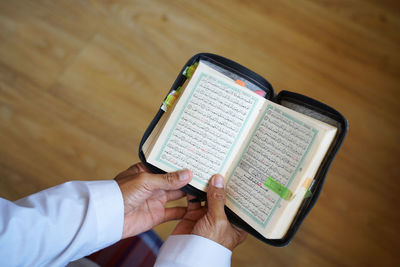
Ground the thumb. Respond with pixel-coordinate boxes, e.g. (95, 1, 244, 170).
(207, 174, 226, 218)
(143, 169, 192, 191)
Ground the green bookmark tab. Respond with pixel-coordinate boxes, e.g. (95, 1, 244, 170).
(264, 176, 293, 200)
(304, 189, 312, 198)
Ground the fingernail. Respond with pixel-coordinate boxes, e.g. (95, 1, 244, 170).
(212, 175, 224, 188)
(179, 169, 192, 181)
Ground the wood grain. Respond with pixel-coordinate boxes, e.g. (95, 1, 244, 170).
(0, 0, 399, 266)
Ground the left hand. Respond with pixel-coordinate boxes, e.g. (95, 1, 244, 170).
(172, 175, 247, 250)
(115, 163, 192, 239)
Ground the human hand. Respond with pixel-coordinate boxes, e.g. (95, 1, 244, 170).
(115, 163, 192, 239)
(172, 174, 247, 250)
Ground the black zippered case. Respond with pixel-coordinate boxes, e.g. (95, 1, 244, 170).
(138, 53, 348, 246)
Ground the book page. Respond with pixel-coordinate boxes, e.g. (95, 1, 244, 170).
(143, 79, 190, 156)
(225, 102, 336, 238)
(268, 115, 337, 238)
(147, 62, 265, 191)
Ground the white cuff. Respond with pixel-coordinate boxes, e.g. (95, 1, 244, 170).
(154, 234, 232, 267)
(86, 180, 124, 249)
(0, 180, 125, 266)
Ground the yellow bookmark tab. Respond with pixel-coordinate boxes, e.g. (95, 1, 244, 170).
(264, 177, 293, 200)
(302, 178, 313, 189)
(161, 86, 182, 112)
(302, 178, 313, 199)
(183, 62, 199, 79)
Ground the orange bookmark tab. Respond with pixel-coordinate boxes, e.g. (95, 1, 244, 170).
(302, 178, 313, 199)
(235, 80, 246, 87)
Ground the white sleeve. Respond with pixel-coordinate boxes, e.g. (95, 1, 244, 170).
(154, 235, 232, 267)
(0, 180, 124, 267)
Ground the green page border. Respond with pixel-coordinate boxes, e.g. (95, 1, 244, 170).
(226, 104, 318, 227)
(156, 72, 260, 185)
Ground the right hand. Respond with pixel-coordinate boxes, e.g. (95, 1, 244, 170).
(172, 174, 247, 250)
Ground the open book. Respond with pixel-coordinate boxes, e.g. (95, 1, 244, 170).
(143, 61, 337, 239)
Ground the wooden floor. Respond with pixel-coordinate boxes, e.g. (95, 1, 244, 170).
(1, 0, 399, 266)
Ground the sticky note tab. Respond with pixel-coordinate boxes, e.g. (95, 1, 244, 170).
(175, 86, 183, 93)
(161, 85, 184, 112)
(235, 80, 246, 87)
(165, 94, 176, 106)
(264, 176, 293, 200)
(182, 66, 189, 76)
(183, 62, 199, 79)
(302, 178, 313, 189)
(302, 178, 313, 199)
(161, 88, 181, 112)
(254, 90, 266, 97)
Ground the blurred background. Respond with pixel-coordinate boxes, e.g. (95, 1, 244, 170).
(0, 0, 399, 266)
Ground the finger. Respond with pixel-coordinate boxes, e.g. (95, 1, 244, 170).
(187, 194, 201, 211)
(234, 226, 248, 243)
(240, 231, 248, 242)
(115, 163, 147, 182)
(206, 174, 226, 218)
(166, 190, 186, 202)
(115, 172, 136, 182)
(164, 207, 187, 222)
(140, 169, 192, 191)
(232, 224, 248, 240)
(127, 162, 149, 174)
(232, 224, 246, 234)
